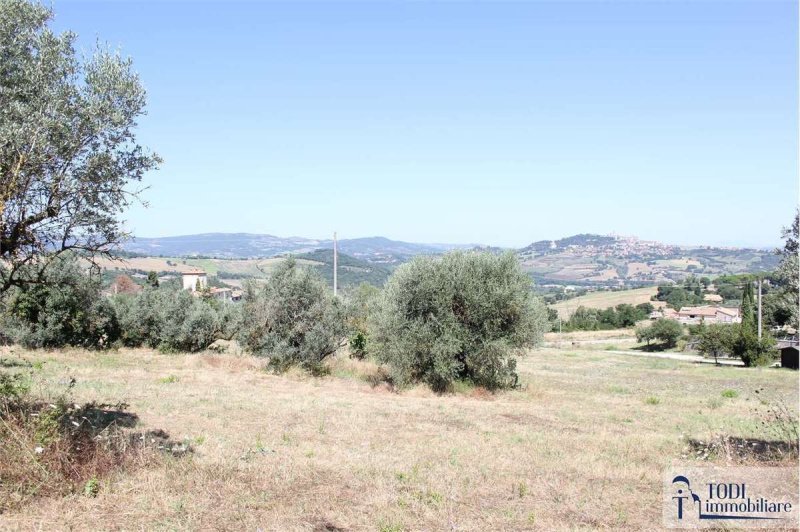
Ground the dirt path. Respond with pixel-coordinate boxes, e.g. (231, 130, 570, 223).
(603, 349, 746, 366)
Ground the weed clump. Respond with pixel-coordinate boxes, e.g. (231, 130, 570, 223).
(0, 369, 184, 512)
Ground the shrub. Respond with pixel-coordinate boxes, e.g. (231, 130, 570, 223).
(157, 290, 220, 352)
(349, 331, 368, 359)
(1, 254, 119, 349)
(344, 283, 380, 359)
(113, 286, 228, 352)
(238, 258, 346, 372)
(370, 252, 547, 391)
(728, 326, 776, 367)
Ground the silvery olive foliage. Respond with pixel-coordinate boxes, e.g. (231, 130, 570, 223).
(370, 251, 547, 391)
(0, 0, 160, 293)
(238, 258, 346, 372)
(113, 287, 234, 353)
(1, 253, 118, 348)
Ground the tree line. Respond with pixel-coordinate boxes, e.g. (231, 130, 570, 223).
(1, 251, 550, 392)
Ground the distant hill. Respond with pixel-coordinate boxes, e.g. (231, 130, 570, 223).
(120, 232, 780, 288)
(122, 233, 472, 265)
(292, 249, 392, 288)
(518, 233, 779, 285)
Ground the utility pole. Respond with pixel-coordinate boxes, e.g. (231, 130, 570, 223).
(333, 231, 338, 297)
(757, 277, 762, 340)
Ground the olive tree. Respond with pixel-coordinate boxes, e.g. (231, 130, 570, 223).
(696, 323, 734, 364)
(370, 251, 547, 391)
(112, 286, 227, 352)
(0, 0, 160, 293)
(635, 318, 683, 349)
(238, 258, 346, 372)
(1, 253, 118, 348)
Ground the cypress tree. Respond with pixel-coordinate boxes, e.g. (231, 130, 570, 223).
(741, 281, 756, 331)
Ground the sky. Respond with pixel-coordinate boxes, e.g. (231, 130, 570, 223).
(51, 1, 798, 248)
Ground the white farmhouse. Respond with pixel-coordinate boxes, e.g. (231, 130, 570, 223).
(181, 270, 208, 292)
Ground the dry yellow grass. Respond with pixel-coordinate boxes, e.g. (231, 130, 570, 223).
(550, 286, 665, 319)
(0, 343, 796, 530)
(91, 256, 322, 279)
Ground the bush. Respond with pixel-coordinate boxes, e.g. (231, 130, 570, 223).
(157, 291, 221, 352)
(370, 252, 547, 391)
(113, 286, 232, 352)
(635, 319, 683, 348)
(344, 283, 381, 359)
(728, 326, 776, 367)
(1, 254, 119, 349)
(349, 331, 368, 360)
(237, 258, 345, 372)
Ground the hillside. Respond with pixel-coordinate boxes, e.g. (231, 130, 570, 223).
(549, 286, 665, 319)
(94, 250, 390, 290)
(292, 249, 392, 288)
(122, 233, 471, 265)
(518, 234, 779, 286)
(119, 232, 780, 289)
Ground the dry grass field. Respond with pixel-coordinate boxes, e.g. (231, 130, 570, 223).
(1, 340, 796, 531)
(92, 256, 322, 278)
(550, 286, 665, 319)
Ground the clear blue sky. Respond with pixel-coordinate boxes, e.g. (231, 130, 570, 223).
(52, 1, 797, 248)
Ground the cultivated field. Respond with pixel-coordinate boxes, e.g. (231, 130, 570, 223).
(1, 341, 796, 530)
(550, 286, 665, 319)
(92, 256, 322, 278)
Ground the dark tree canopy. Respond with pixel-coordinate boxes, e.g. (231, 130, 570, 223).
(0, 0, 160, 292)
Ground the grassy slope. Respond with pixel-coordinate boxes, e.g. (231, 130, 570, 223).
(1, 343, 795, 530)
(92, 256, 315, 277)
(549, 286, 664, 319)
(94, 253, 387, 289)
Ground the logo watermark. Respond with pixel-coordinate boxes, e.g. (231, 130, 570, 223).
(664, 466, 798, 528)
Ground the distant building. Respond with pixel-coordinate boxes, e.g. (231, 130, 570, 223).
(650, 308, 679, 320)
(676, 306, 740, 325)
(109, 274, 141, 295)
(703, 293, 723, 303)
(182, 270, 208, 292)
(206, 287, 232, 301)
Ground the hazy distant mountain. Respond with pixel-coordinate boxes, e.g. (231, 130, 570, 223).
(122, 233, 473, 264)
(122, 232, 779, 286)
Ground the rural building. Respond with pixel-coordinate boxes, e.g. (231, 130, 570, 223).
(780, 346, 799, 370)
(650, 308, 678, 320)
(182, 270, 208, 292)
(109, 274, 141, 295)
(703, 293, 723, 303)
(206, 287, 232, 301)
(676, 306, 740, 325)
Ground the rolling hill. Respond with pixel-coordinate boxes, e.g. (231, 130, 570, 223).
(518, 234, 779, 286)
(118, 232, 779, 288)
(122, 233, 472, 265)
(292, 249, 393, 288)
